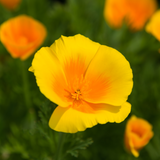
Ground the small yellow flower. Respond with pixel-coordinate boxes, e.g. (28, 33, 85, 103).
(0, 0, 21, 10)
(29, 34, 133, 133)
(124, 115, 154, 157)
(0, 15, 47, 60)
(146, 10, 160, 41)
(104, 0, 157, 30)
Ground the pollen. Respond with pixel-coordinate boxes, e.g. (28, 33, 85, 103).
(71, 89, 82, 100)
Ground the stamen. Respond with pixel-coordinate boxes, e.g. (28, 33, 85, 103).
(71, 89, 82, 100)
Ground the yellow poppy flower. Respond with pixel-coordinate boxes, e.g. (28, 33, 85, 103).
(0, 15, 47, 60)
(0, 0, 21, 10)
(146, 10, 160, 41)
(124, 115, 154, 157)
(104, 0, 157, 30)
(29, 34, 133, 133)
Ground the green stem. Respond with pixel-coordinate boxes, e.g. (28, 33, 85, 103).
(20, 60, 31, 109)
(127, 154, 132, 160)
(55, 132, 66, 160)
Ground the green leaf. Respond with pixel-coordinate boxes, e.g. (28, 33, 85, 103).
(66, 138, 93, 157)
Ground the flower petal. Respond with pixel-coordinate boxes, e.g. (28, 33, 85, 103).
(50, 34, 100, 91)
(83, 45, 133, 106)
(49, 101, 131, 133)
(50, 34, 100, 67)
(30, 47, 71, 107)
(104, 0, 126, 28)
(146, 10, 160, 41)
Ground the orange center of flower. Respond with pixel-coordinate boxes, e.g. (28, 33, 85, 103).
(71, 89, 82, 100)
(66, 77, 97, 113)
(18, 36, 28, 45)
(54, 59, 109, 113)
(131, 125, 147, 139)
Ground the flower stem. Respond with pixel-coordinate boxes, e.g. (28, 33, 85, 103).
(20, 60, 31, 109)
(55, 132, 66, 160)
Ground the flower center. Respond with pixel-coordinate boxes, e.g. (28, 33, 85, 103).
(69, 88, 95, 113)
(18, 36, 28, 45)
(71, 89, 82, 100)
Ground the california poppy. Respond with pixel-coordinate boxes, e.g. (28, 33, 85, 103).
(146, 10, 160, 41)
(29, 34, 133, 133)
(104, 0, 157, 30)
(0, 15, 47, 60)
(124, 115, 154, 157)
(0, 0, 21, 10)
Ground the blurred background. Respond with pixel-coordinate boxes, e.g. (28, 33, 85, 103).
(0, 0, 160, 160)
